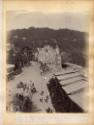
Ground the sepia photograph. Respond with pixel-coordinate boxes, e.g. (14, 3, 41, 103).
(6, 10, 89, 113)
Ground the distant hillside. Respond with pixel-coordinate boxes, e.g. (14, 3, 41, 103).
(7, 27, 88, 66)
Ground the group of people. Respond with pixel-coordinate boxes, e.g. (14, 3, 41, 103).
(17, 81, 37, 97)
(10, 81, 37, 112)
(12, 80, 53, 112)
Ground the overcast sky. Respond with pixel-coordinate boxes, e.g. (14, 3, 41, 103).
(7, 11, 90, 32)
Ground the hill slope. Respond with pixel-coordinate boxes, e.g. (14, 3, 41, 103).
(7, 27, 88, 66)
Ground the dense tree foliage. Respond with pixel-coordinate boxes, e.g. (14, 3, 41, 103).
(7, 27, 88, 66)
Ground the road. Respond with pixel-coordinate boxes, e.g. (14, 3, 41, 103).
(7, 61, 55, 112)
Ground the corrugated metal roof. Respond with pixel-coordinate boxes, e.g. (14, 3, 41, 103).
(54, 63, 88, 111)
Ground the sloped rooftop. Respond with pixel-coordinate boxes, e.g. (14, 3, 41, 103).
(54, 63, 88, 111)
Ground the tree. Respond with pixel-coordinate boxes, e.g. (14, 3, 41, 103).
(61, 51, 72, 64)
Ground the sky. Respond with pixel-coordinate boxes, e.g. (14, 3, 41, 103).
(7, 11, 90, 32)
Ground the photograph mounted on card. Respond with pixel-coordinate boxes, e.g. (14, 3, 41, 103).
(3, 0, 94, 125)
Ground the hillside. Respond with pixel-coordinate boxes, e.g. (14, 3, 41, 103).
(7, 27, 88, 66)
